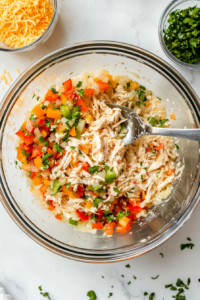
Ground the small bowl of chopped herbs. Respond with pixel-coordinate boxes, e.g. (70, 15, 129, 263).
(159, 0, 200, 69)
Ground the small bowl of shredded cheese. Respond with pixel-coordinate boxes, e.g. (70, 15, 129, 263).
(0, 0, 58, 52)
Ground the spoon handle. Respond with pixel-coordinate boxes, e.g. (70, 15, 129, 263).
(146, 126, 200, 141)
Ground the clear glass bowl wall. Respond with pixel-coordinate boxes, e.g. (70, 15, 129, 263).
(0, 41, 200, 262)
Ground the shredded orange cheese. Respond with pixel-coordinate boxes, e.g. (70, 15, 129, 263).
(0, 0, 54, 49)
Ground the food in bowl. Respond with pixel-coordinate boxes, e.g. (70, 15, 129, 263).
(15, 69, 178, 235)
(163, 5, 200, 64)
(0, 0, 53, 49)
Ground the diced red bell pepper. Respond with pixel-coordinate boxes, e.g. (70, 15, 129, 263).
(32, 148, 43, 158)
(48, 200, 55, 211)
(76, 209, 89, 221)
(96, 80, 109, 91)
(76, 97, 88, 112)
(77, 185, 84, 192)
(35, 118, 45, 127)
(26, 120, 35, 134)
(15, 127, 34, 145)
(127, 204, 143, 212)
(63, 89, 74, 100)
(92, 222, 103, 229)
(55, 214, 62, 220)
(96, 210, 104, 221)
(81, 162, 89, 172)
(64, 79, 72, 91)
(45, 89, 58, 102)
(85, 88, 95, 96)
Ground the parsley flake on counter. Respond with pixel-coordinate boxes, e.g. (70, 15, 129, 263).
(121, 275, 124, 277)
(151, 275, 159, 280)
(39, 286, 42, 291)
(125, 264, 130, 268)
(108, 293, 113, 298)
(133, 276, 137, 279)
(87, 290, 97, 300)
(144, 292, 148, 296)
(102, 276, 104, 278)
(181, 240, 195, 250)
(187, 237, 191, 241)
(38, 286, 51, 300)
(127, 281, 131, 285)
(70, 72, 73, 75)
(149, 292, 155, 300)
(198, 279, 200, 282)
(160, 253, 164, 258)
(32, 94, 35, 98)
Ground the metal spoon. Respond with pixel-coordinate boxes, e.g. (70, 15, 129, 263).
(106, 103, 200, 145)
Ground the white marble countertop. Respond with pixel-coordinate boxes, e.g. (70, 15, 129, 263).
(0, 0, 200, 299)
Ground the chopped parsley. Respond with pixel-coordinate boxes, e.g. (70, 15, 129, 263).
(181, 242, 194, 250)
(126, 82, 131, 88)
(87, 290, 97, 300)
(28, 171, 32, 178)
(15, 160, 18, 165)
(187, 237, 191, 241)
(125, 264, 130, 268)
(51, 87, 59, 94)
(149, 293, 155, 300)
(144, 292, 148, 296)
(175, 144, 179, 150)
(140, 85, 146, 90)
(88, 166, 99, 174)
(38, 286, 51, 300)
(160, 253, 164, 258)
(40, 104, 46, 110)
(42, 153, 53, 169)
(79, 150, 82, 154)
(140, 162, 143, 166)
(21, 127, 32, 136)
(141, 175, 143, 180)
(76, 81, 82, 88)
(127, 281, 131, 285)
(70, 72, 73, 75)
(54, 143, 63, 155)
(102, 276, 104, 278)
(108, 293, 113, 298)
(147, 117, 169, 127)
(157, 97, 161, 100)
(32, 94, 35, 98)
(77, 89, 84, 97)
(37, 96, 40, 101)
(121, 275, 124, 278)
(133, 276, 137, 279)
(21, 148, 30, 157)
(50, 124, 57, 132)
(151, 275, 159, 280)
(166, 277, 190, 299)
(93, 196, 103, 207)
(30, 113, 36, 121)
(152, 149, 156, 154)
(70, 146, 75, 150)
(116, 210, 129, 220)
(39, 136, 48, 147)
(113, 187, 120, 194)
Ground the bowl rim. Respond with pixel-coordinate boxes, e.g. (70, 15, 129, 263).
(0, 0, 57, 52)
(158, 0, 200, 70)
(0, 40, 200, 262)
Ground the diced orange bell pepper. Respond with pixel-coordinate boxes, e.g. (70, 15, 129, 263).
(69, 126, 76, 136)
(64, 79, 72, 91)
(15, 127, 34, 145)
(170, 112, 176, 120)
(85, 88, 95, 96)
(92, 222, 103, 229)
(105, 222, 116, 235)
(34, 157, 43, 170)
(85, 200, 93, 209)
(62, 186, 79, 199)
(31, 104, 47, 118)
(130, 81, 140, 90)
(96, 80, 109, 91)
(76, 98, 88, 112)
(79, 145, 90, 154)
(32, 175, 43, 186)
(55, 214, 62, 220)
(45, 89, 58, 102)
(118, 216, 130, 228)
(166, 169, 175, 176)
(116, 225, 131, 233)
(46, 108, 61, 119)
(39, 184, 48, 194)
(17, 145, 27, 162)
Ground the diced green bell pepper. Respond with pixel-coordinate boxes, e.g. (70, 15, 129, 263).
(69, 218, 78, 226)
(106, 168, 116, 184)
(51, 179, 61, 196)
(60, 105, 71, 119)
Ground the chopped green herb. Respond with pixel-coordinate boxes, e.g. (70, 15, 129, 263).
(141, 175, 143, 180)
(127, 281, 131, 285)
(133, 276, 137, 279)
(121, 275, 124, 277)
(152, 149, 156, 155)
(32, 94, 35, 98)
(21, 127, 32, 136)
(163, 6, 200, 64)
(78, 150, 82, 155)
(187, 278, 191, 286)
(70, 146, 75, 150)
(160, 253, 164, 258)
(15, 160, 18, 165)
(93, 196, 103, 208)
(40, 104, 46, 110)
(69, 218, 78, 226)
(144, 292, 148, 296)
(39, 136, 48, 147)
(88, 166, 99, 175)
(140, 162, 143, 166)
(76, 81, 82, 88)
(149, 293, 155, 300)
(113, 187, 120, 194)
(77, 89, 84, 97)
(21, 148, 30, 157)
(42, 153, 53, 169)
(53, 106, 58, 110)
(66, 182, 71, 189)
(28, 171, 32, 178)
(187, 237, 191, 241)
(54, 143, 63, 155)
(136, 101, 141, 107)
(50, 124, 57, 132)
(108, 293, 113, 298)
(125, 264, 130, 268)
(51, 179, 61, 196)
(51, 87, 59, 94)
(157, 97, 161, 100)
(151, 275, 159, 280)
(181, 242, 194, 250)
(126, 82, 131, 88)
(70, 72, 73, 75)
(102, 276, 104, 278)
(38, 286, 51, 300)
(140, 85, 146, 90)
(39, 286, 42, 291)
(116, 210, 129, 220)
(30, 113, 36, 121)
(87, 290, 97, 300)
(37, 96, 40, 101)
(144, 167, 147, 171)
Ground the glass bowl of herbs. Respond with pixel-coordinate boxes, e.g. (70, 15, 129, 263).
(159, 0, 200, 69)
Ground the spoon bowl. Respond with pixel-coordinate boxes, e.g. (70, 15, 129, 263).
(107, 103, 200, 144)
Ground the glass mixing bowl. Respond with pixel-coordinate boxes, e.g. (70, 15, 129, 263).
(0, 41, 200, 262)
(158, 0, 200, 70)
(0, 0, 58, 52)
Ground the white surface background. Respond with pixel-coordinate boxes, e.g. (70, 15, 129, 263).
(0, 0, 200, 299)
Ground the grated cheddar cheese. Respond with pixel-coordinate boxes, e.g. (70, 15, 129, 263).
(0, 0, 54, 49)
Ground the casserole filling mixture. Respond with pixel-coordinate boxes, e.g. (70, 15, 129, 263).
(16, 70, 177, 235)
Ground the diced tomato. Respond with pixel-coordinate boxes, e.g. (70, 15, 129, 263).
(25, 120, 35, 134)
(92, 222, 103, 229)
(77, 185, 84, 192)
(166, 169, 175, 176)
(48, 200, 55, 211)
(96, 80, 109, 91)
(96, 210, 104, 221)
(63, 89, 74, 100)
(127, 204, 143, 212)
(64, 79, 72, 91)
(81, 162, 89, 172)
(155, 140, 164, 151)
(116, 225, 131, 233)
(45, 89, 58, 102)
(32, 148, 43, 158)
(85, 88, 95, 96)
(76, 209, 89, 221)
(133, 180, 136, 184)
(55, 214, 62, 220)
(76, 97, 88, 112)
(15, 127, 34, 145)
(35, 118, 45, 127)
(104, 222, 116, 235)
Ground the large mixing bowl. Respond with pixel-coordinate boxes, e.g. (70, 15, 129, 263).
(0, 41, 200, 262)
